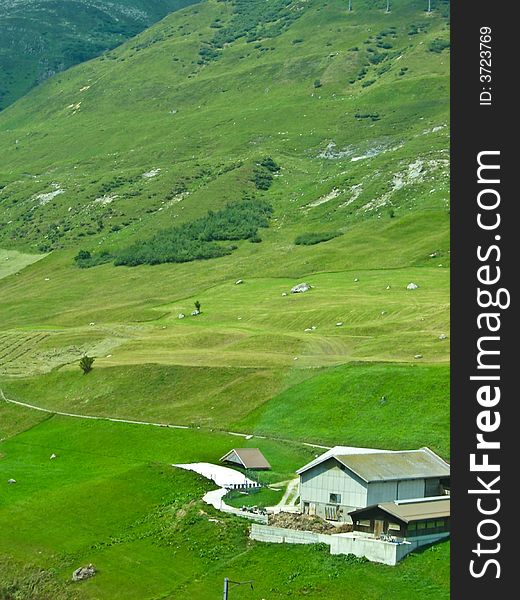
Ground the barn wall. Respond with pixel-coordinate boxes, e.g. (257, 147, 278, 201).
(397, 479, 426, 499)
(299, 459, 368, 517)
(366, 481, 398, 505)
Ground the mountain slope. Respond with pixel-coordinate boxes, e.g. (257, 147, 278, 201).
(0, 2, 450, 598)
(0, 0, 450, 422)
(0, 0, 198, 110)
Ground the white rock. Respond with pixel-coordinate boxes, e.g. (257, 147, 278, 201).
(291, 283, 311, 293)
(439, 334, 447, 340)
(235, 279, 244, 285)
(304, 328, 313, 333)
(50, 453, 57, 460)
(191, 310, 200, 316)
(407, 283, 418, 290)
(414, 354, 423, 359)
(282, 292, 288, 297)
(336, 322, 343, 326)
(7, 479, 16, 484)
(386, 285, 391, 290)
(178, 313, 185, 319)
(354, 278, 359, 282)
(89, 322, 95, 326)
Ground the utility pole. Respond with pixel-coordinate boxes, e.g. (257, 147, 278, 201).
(427, 0, 432, 12)
(348, 0, 352, 11)
(223, 577, 229, 600)
(223, 578, 254, 599)
(385, 0, 391, 13)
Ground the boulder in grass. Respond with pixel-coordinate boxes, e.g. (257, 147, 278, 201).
(191, 310, 200, 316)
(178, 313, 185, 319)
(72, 564, 96, 582)
(407, 283, 418, 290)
(7, 479, 16, 485)
(291, 283, 311, 294)
(235, 279, 244, 285)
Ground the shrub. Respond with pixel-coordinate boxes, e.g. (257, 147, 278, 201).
(259, 156, 281, 172)
(79, 355, 95, 374)
(428, 38, 450, 53)
(355, 112, 380, 121)
(295, 231, 342, 246)
(252, 167, 274, 190)
(313, 79, 322, 88)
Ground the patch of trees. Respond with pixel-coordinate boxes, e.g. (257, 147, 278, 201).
(294, 231, 342, 246)
(252, 157, 280, 191)
(198, 0, 302, 64)
(76, 200, 273, 268)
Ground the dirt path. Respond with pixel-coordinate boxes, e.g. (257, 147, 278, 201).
(0, 388, 331, 450)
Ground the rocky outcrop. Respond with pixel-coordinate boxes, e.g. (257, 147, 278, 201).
(72, 564, 96, 582)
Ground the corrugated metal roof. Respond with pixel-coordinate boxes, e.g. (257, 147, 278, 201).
(335, 449, 450, 482)
(220, 448, 271, 470)
(296, 445, 388, 475)
(351, 497, 451, 523)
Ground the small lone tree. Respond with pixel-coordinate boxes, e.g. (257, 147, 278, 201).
(194, 300, 201, 313)
(79, 355, 95, 374)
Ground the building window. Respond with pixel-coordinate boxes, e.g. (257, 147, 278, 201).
(329, 493, 341, 504)
(435, 520, 446, 528)
(388, 522, 401, 531)
(359, 519, 371, 527)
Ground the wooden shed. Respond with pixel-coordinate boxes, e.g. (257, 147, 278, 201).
(220, 448, 271, 470)
(349, 496, 451, 539)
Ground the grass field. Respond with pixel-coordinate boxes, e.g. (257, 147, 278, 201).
(0, 0, 450, 597)
(0, 412, 449, 600)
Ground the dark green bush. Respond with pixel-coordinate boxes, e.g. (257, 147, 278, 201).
(428, 39, 450, 53)
(294, 231, 342, 246)
(112, 200, 273, 267)
(259, 157, 281, 173)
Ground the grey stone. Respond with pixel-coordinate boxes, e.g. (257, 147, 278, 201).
(72, 564, 96, 582)
(291, 283, 311, 294)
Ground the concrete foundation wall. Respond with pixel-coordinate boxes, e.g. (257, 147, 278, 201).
(250, 525, 450, 566)
(250, 524, 331, 546)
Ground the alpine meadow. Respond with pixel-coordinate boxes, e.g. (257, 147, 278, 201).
(0, 1, 451, 598)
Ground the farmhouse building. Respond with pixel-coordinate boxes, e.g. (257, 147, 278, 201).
(350, 496, 450, 541)
(220, 448, 271, 471)
(297, 446, 450, 521)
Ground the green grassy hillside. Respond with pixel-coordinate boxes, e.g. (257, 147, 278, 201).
(0, 0, 199, 110)
(0, 1, 450, 597)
